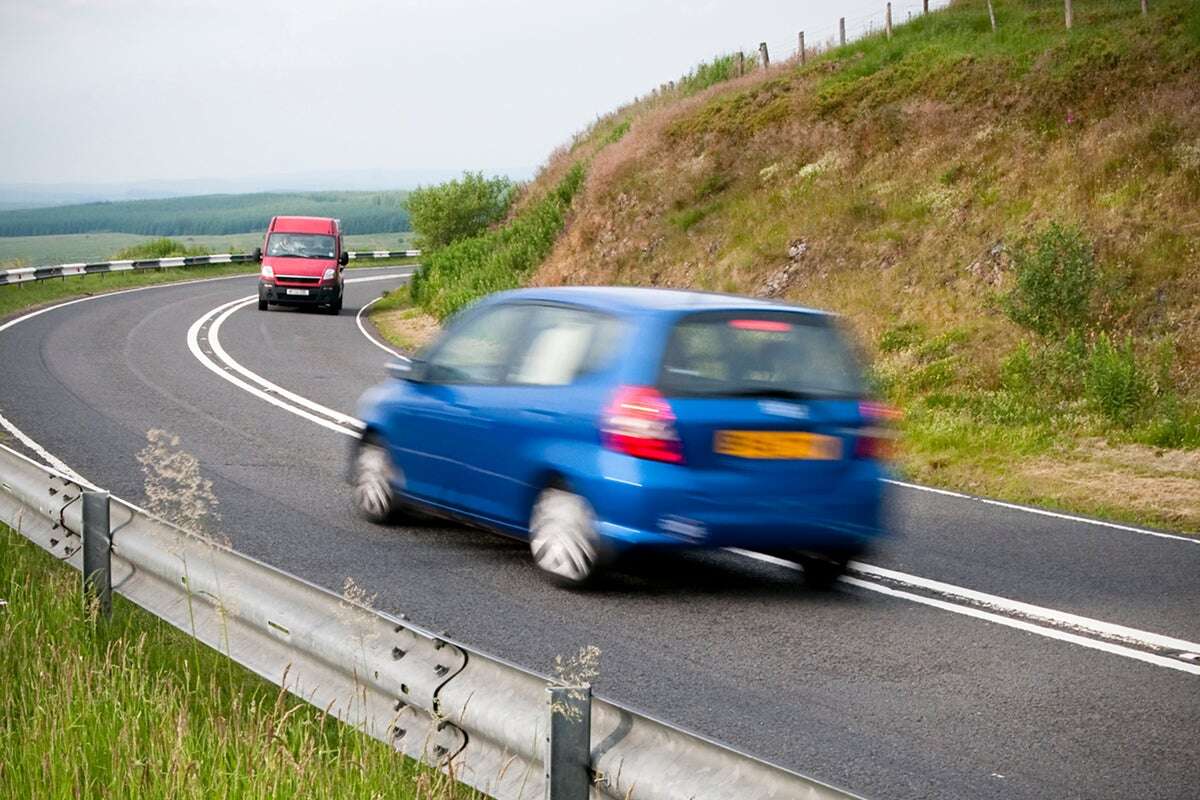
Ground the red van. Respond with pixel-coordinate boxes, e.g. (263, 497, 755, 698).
(255, 216, 349, 314)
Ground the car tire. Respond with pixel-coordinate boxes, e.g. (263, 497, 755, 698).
(795, 552, 850, 589)
(529, 487, 601, 587)
(352, 438, 400, 524)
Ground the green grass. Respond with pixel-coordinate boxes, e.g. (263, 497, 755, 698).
(0, 232, 416, 267)
(0, 523, 472, 799)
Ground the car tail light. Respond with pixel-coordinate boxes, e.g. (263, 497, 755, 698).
(855, 400, 900, 460)
(601, 386, 685, 464)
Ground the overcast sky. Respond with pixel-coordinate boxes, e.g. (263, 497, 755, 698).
(1, 0, 934, 188)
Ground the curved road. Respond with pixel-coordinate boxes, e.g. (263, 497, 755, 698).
(2, 269, 1198, 800)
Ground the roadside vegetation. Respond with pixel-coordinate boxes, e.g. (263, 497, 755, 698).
(379, 0, 1200, 531)
(0, 523, 473, 799)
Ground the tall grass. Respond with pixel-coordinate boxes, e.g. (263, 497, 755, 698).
(0, 523, 474, 799)
(113, 237, 212, 260)
(410, 164, 586, 320)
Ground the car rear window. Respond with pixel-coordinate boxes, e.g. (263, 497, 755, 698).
(658, 311, 864, 399)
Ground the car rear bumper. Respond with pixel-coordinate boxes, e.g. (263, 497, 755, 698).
(576, 452, 889, 554)
(260, 281, 340, 305)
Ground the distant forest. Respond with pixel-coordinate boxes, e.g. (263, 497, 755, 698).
(0, 191, 410, 237)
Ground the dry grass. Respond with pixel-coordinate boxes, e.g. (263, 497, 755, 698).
(373, 305, 441, 353)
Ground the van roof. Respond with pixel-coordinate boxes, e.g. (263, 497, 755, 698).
(269, 216, 338, 235)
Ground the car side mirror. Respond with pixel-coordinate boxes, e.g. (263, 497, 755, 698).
(252, 247, 262, 262)
(338, 251, 350, 267)
(387, 358, 425, 382)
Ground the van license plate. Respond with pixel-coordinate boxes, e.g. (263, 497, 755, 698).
(714, 431, 841, 460)
(286, 288, 310, 296)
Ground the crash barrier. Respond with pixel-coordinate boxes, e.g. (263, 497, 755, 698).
(0, 250, 421, 286)
(0, 443, 861, 800)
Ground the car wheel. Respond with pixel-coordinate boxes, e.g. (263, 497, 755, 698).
(353, 439, 399, 523)
(529, 487, 600, 587)
(795, 552, 850, 589)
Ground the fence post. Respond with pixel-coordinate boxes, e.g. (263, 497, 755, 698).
(82, 491, 112, 617)
(737, 50, 745, 76)
(1064, 0, 1073, 29)
(1140, 0, 1148, 14)
(987, 0, 997, 31)
(799, 31, 806, 64)
(924, 0, 929, 12)
(759, 41, 769, 68)
(545, 685, 592, 800)
(839, 17, 846, 46)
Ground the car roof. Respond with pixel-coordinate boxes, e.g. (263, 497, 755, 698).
(488, 286, 830, 316)
(270, 216, 338, 235)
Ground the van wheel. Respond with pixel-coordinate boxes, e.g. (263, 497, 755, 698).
(258, 298, 268, 311)
(353, 438, 400, 523)
(326, 294, 343, 315)
(529, 488, 600, 587)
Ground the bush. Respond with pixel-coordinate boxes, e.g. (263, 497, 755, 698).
(1002, 222, 1096, 336)
(410, 165, 585, 320)
(404, 172, 514, 251)
(678, 55, 738, 96)
(113, 238, 210, 260)
(1085, 333, 1146, 426)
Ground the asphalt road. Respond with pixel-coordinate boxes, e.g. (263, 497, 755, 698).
(2, 268, 1198, 800)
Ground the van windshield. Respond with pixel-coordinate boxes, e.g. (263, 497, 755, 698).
(266, 233, 336, 259)
(658, 311, 865, 399)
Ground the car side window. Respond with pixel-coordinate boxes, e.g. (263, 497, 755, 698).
(425, 304, 530, 385)
(509, 306, 621, 386)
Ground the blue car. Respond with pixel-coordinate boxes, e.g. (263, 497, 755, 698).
(353, 287, 892, 587)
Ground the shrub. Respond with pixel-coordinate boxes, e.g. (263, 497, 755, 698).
(678, 55, 737, 96)
(1002, 222, 1096, 336)
(410, 165, 585, 320)
(1085, 333, 1146, 426)
(113, 238, 210, 260)
(404, 172, 514, 251)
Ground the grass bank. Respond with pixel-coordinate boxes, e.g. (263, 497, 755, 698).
(0, 523, 472, 799)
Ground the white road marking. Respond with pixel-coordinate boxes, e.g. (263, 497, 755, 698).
(354, 295, 410, 361)
(729, 548, 1200, 674)
(884, 478, 1196, 543)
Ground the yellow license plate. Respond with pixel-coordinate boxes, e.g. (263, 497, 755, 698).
(714, 430, 842, 460)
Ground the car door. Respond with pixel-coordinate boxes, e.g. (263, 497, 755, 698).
(390, 302, 532, 511)
(442, 304, 624, 530)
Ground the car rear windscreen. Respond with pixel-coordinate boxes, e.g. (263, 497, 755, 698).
(658, 311, 864, 399)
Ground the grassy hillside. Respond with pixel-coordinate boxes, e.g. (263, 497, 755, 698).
(424, 0, 1200, 530)
(0, 191, 410, 237)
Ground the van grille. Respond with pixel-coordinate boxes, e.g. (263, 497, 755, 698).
(275, 274, 321, 285)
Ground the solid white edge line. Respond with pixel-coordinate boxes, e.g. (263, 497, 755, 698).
(728, 549, 1200, 674)
(884, 478, 1197, 543)
(355, 295, 410, 361)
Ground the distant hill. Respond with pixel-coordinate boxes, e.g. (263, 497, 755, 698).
(0, 191, 411, 237)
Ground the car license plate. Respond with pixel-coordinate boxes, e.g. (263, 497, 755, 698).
(286, 288, 310, 296)
(714, 430, 842, 460)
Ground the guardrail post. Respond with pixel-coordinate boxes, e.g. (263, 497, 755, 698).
(545, 684, 591, 800)
(82, 491, 112, 616)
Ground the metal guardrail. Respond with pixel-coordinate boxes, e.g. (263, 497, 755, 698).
(0, 250, 421, 286)
(0, 442, 860, 800)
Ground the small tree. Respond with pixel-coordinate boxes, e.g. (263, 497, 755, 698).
(1002, 222, 1096, 336)
(404, 172, 514, 251)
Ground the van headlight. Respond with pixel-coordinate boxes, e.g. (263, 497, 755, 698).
(322, 267, 336, 281)
(261, 264, 274, 279)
